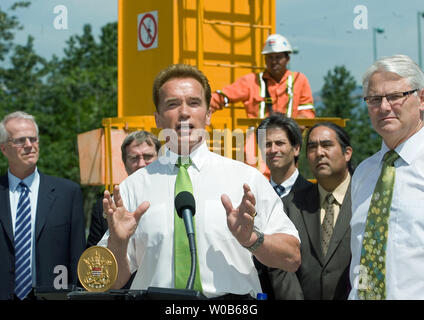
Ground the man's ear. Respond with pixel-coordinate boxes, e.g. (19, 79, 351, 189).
(344, 146, 353, 163)
(418, 88, 424, 111)
(205, 107, 212, 126)
(293, 144, 300, 158)
(0, 143, 6, 156)
(154, 110, 163, 129)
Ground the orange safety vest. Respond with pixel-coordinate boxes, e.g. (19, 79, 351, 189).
(211, 70, 315, 177)
(210, 70, 315, 119)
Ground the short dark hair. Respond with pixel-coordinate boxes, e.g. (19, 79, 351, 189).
(256, 113, 302, 162)
(121, 130, 161, 163)
(152, 64, 212, 111)
(306, 122, 354, 174)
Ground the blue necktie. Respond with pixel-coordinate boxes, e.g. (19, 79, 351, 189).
(273, 185, 285, 198)
(14, 182, 32, 300)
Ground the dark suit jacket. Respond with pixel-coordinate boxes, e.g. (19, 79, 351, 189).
(270, 182, 352, 300)
(255, 174, 313, 299)
(0, 172, 86, 300)
(86, 197, 108, 248)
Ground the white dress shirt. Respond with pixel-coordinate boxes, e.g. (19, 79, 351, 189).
(99, 142, 299, 298)
(270, 168, 299, 198)
(8, 168, 40, 286)
(349, 126, 424, 299)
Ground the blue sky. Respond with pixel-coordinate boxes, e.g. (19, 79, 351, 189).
(2, 0, 424, 94)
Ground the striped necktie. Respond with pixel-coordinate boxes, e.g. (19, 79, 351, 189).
(14, 182, 32, 300)
(273, 185, 285, 198)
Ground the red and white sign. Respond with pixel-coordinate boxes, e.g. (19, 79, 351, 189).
(137, 11, 158, 51)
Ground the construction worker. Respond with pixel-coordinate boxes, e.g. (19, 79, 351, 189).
(210, 34, 315, 177)
(210, 33, 315, 119)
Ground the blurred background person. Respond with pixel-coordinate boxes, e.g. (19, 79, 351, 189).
(86, 130, 160, 247)
(210, 33, 314, 119)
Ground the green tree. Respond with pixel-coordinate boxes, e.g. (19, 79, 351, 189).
(0, 1, 42, 172)
(316, 65, 381, 169)
(0, 1, 30, 61)
(37, 23, 118, 219)
(0, 2, 118, 226)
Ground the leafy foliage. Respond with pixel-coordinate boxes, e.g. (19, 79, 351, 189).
(0, 2, 117, 224)
(315, 65, 381, 170)
(0, 3, 383, 225)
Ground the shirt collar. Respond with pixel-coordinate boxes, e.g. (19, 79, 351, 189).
(318, 172, 351, 207)
(8, 168, 38, 192)
(270, 169, 299, 192)
(160, 142, 209, 172)
(263, 69, 292, 84)
(380, 126, 424, 166)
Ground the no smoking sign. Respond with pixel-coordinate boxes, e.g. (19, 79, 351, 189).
(137, 11, 158, 51)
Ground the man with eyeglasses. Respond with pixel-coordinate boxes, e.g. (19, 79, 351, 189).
(86, 130, 161, 248)
(0, 111, 86, 300)
(349, 55, 424, 300)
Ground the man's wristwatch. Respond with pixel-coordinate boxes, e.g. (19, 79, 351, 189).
(243, 226, 264, 253)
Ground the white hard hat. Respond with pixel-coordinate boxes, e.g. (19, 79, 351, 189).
(261, 34, 292, 54)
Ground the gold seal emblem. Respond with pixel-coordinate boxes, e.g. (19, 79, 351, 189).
(77, 246, 118, 292)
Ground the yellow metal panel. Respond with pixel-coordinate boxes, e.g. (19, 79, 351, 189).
(118, 0, 175, 116)
(118, 0, 275, 118)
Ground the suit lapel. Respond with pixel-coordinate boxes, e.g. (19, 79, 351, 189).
(291, 175, 312, 194)
(323, 184, 352, 266)
(0, 175, 14, 245)
(299, 185, 325, 265)
(35, 173, 56, 241)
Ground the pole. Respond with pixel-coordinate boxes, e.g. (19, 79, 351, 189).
(418, 12, 424, 70)
(373, 27, 384, 62)
(373, 28, 377, 62)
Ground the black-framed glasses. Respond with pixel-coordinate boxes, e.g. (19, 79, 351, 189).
(8, 136, 39, 147)
(364, 89, 418, 107)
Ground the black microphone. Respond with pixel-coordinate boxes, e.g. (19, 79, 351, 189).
(174, 191, 197, 290)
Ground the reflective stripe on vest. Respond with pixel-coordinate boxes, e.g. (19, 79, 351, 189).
(298, 104, 314, 111)
(286, 72, 294, 118)
(258, 72, 266, 119)
(259, 72, 294, 118)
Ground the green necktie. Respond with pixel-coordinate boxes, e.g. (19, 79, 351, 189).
(358, 150, 399, 300)
(174, 157, 202, 291)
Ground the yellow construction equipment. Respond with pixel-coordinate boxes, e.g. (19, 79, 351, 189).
(77, 0, 347, 191)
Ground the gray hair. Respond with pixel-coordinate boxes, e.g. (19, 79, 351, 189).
(362, 54, 424, 95)
(121, 130, 161, 163)
(0, 111, 39, 144)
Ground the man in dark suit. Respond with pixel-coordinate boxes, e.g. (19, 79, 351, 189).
(256, 113, 312, 299)
(0, 111, 86, 300)
(86, 130, 161, 248)
(257, 113, 312, 198)
(270, 122, 353, 299)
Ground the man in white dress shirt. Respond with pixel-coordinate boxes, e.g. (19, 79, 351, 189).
(350, 54, 424, 299)
(100, 64, 300, 298)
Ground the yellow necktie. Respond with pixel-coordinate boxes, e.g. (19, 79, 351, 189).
(358, 150, 399, 300)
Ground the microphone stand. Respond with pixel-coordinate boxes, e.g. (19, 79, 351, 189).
(184, 215, 197, 290)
